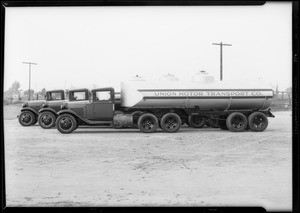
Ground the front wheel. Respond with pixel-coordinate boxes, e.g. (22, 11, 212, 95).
(38, 111, 56, 129)
(56, 114, 77, 134)
(226, 112, 247, 132)
(160, 113, 181, 133)
(137, 113, 158, 133)
(18, 111, 36, 126)
(248, 112, 268, 132)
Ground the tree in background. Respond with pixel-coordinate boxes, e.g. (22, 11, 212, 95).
(35, 88, 46, 100)
(285, 87, 292, 106)
(4, 81, 22, 102)
(23, 89, 35, 100)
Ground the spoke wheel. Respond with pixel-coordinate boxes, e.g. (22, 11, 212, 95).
(160, 113, 181, 133)
(137, 113, 158, 133)
(56, 114, 77, 134)
(18, 111, 36, 126)
(248, 112, 268, 132)
(38, 112, 56, 129)
(188, 115, 206, 128)
(226, 112, 247, 132)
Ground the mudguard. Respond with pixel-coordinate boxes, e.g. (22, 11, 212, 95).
(20, 107, 39, 116)
(39, 108, 58, 115)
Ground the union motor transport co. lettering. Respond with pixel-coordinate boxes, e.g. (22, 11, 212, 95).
(152, 91, 263, 97)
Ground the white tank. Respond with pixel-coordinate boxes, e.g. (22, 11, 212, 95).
(120, 80, 273, 111)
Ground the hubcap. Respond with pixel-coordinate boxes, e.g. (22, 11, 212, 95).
(164, 118, 178, 129)
(60, 117, 73, 130)
(41, 114, 53, 126)
(231, 117, 244, 129)
(142, 119, 154, 130)
(21, 113, 32, 124)
(253, 116, 264, 128)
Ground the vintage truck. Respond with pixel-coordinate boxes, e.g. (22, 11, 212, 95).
(37, 88, 90, 129)
(18, 88, 90, 127)
(55, 80, 274, 134)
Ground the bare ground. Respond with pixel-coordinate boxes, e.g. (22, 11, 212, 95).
(4, 111, 292, 211)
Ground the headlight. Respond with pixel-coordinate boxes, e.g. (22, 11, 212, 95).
(61, 102, 68, 110)
(22, 102, 28, 107)
(42, 103, 47, 108)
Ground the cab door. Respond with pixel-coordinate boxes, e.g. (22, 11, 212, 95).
(91, 89, 114, 121)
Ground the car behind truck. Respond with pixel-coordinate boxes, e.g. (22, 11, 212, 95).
(55, 81, 275, 134)
(18, 89, 90, 128)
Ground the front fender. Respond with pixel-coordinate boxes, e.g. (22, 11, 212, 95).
(39, 108, 58, 115)
(20, 107, 39, 116)
(57, 109, 86, 123)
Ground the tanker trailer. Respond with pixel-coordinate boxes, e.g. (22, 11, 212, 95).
(55, 80, 274, 134)
(120, 80, 274, 133)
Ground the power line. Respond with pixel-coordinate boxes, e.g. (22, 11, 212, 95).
(212, 42, 232, 81)
(22, 62, 38, 101)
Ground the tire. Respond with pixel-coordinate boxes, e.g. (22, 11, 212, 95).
(208, 119, 219, 128)
(248, 112, 268, 132)
(218, 119, 228, 130)
(137, 113, 158, 133)
(226, 112, 247, 132)
(38, 111, 56, 129)
(56, 114, 77, 134)
(160, 113, 181, 133)
(18, 111, 36, 126)
(131, 111, 144, 128)
(188, 115, 206, 128)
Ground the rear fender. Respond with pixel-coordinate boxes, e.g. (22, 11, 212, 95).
(265, 109, 275, 118)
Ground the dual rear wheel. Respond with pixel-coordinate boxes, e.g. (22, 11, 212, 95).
(224, 112, 268, 132)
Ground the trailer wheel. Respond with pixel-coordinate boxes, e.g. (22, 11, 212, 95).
(208, 119, 219, 128)
(188, 115, 206, 128)
(248, 112, 268, 132)
(137, 113, 158, 133)
(38, 111, 56, 129)
(160, 113, 181, 133)
(18, 111, 36, 126)
(218, 120, 228, 130)
(226, 112, 247, 132)
(131, 111, 144, 128)
(56, 114, 77, 134)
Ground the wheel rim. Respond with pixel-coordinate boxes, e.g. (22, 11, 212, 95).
(59, 117, 73, 130)
(253, 116, 265, 129)
(231, 116, 244, 129)
(142, 118, 155, 130)
(163, 117, 179, 130)
(20, 113, 32, 124)
(41, 114, 53, 126)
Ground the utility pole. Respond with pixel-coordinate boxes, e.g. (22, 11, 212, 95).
(22, 61, 37, 101)
(212, 42, 232, 81)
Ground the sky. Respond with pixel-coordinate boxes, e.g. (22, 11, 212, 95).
(4, 2, 292, 92)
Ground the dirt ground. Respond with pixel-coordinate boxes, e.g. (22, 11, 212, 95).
(4, 109, 292, 211)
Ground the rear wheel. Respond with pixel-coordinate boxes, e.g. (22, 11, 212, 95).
(38, 111, 56, 129)
(188, 115, 206, 128)
(226, 112, 247, 132)
(18, 111, 36, 126)
(160, 113, 181, 133)
(137, 113, 158, 133)
(56, 114, 77, 134)
(248, 112, 268, 132)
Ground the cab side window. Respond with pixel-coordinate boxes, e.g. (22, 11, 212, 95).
(94, 91, 111, 102)
(51, 92, 62, 100)
(71, 92, 86, 101)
